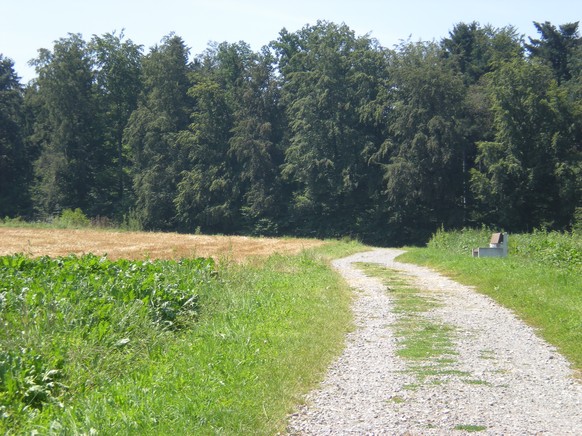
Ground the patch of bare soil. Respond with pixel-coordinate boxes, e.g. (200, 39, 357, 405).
(0, 228, 324, 262)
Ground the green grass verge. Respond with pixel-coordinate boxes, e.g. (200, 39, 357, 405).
(399, 229, 582, 375)
(1, 241, 364, 435)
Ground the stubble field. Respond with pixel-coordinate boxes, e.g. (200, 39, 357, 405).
(0, 227, 325, 261)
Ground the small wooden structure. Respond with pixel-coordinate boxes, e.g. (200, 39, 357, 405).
(472, 232, 508, 258)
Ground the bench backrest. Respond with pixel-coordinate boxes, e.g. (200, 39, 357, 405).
(490, 232, 503, 244)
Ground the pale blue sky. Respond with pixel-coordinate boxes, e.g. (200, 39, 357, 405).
(2, 0, 580, 82)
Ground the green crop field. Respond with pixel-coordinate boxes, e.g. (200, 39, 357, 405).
(0, 239, 363, 434)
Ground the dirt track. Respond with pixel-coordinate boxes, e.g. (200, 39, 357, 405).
(0, 227, 324, 262)
(288, 249, 582, 435)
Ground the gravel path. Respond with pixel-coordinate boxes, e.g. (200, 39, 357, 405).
(287, 249, 582, 435)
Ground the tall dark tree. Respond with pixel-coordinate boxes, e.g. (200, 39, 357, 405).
(90, 31, 143, 215)
(273, 21, 387, 237)
(175, 41, 282, 234)
(377, 41, 467, 243)
(174, 46, 238, 233)
(442, 22, 490, 84)
(225, 46, 284, 235)
(471, 59, 581, 230)
(30, 34, 103, 216)
(0, 55, 30, 216)
(442, 22, 523, 84)
(526, 21, 581, 84)
(124, 34, 191, 229)
(441, 22, 524, 229)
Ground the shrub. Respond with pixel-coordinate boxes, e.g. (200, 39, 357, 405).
(427, 226, 493, 255)
(512, 230, 582, 270)
(53, 208, 90, 228)
(119, 208, 144, 231)
(90, 216, 114, 228)
(573, 207, 582, 234)
(1, 216, 26, 226)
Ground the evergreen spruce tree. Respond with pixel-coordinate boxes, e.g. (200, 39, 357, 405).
(124, 34, 191, 230)
(0, 55, 30, 217)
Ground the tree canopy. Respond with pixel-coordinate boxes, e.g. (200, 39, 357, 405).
(1, 20, 580, 244)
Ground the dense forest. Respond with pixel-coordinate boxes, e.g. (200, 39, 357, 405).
(1, 20, 581, 244)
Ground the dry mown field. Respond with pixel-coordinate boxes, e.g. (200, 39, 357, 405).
(0, 228, 325, 262)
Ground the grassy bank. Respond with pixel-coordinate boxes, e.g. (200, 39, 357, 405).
(1, 240, 364, 434)
(399, 228, 582, 374)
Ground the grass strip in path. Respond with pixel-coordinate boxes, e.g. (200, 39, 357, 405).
(357, 263, 463, 387)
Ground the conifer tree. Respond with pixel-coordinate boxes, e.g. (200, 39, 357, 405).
(124, 34, 191, 230)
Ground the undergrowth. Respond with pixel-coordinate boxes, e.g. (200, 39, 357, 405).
(428, 227, 581, 271)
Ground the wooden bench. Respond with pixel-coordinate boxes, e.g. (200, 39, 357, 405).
(472, 232, 508, 258)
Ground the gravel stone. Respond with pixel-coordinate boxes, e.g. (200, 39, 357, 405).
(286, 249, 582, 435)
